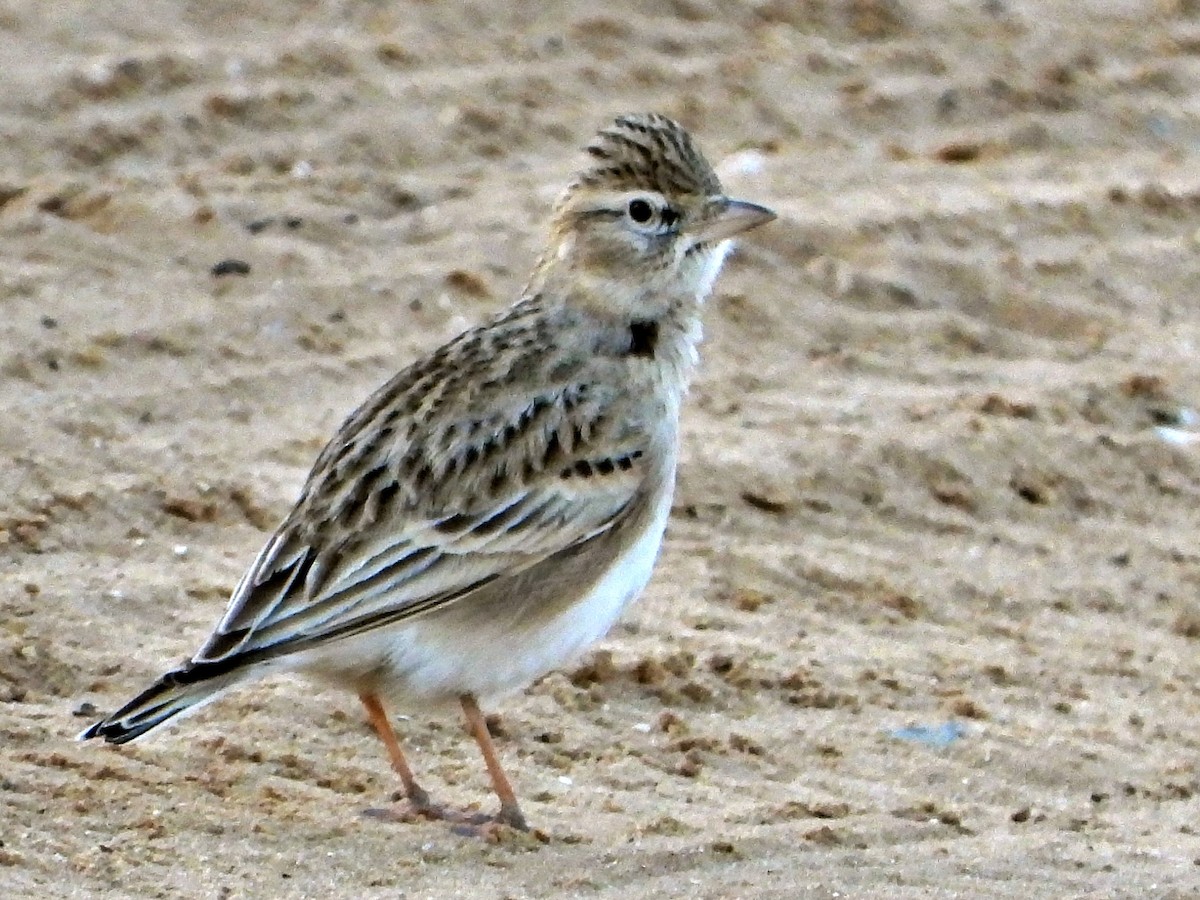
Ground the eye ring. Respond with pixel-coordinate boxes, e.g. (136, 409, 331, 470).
(627, 198, 654, 223)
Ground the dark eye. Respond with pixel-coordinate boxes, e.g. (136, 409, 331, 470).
(627, 199, 653, 223)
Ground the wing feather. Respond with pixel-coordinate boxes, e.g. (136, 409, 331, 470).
(194, 363, 649, 668)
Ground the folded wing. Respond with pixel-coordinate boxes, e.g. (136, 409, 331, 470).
(193, 365, 649, 670)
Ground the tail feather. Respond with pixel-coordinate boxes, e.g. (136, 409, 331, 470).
(78, 665, 237, 744)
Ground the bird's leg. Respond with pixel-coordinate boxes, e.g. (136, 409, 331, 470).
(460, 693, 528, 831)
(359, 692, 433, 813)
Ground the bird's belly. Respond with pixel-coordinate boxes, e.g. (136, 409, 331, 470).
(406, 497, 669, 701)
(301, 489, 672, 707)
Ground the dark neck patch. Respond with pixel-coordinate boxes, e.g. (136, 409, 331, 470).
(628, 319, 659, 358)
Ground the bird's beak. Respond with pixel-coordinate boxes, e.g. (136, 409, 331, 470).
(690, 197, 776, 245)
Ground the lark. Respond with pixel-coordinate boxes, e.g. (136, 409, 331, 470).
(81, 113, 775, 832)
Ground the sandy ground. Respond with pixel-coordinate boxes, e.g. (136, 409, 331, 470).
(5, 1, 1200, 897)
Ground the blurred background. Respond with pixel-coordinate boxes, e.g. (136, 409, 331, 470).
(3, 2, 1200, 897)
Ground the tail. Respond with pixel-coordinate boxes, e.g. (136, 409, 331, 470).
(78, 663, 239, 744)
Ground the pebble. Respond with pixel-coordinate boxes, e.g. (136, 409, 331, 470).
(210, 258, 251, 277)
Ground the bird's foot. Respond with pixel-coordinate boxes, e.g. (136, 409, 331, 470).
(362, 797, 497, 828)
(448, 801, 530, 839)
(361, 786, 473, 826)
(364, 798, 537, 840)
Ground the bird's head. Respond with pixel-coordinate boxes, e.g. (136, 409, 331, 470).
(541, 113, 775, 319)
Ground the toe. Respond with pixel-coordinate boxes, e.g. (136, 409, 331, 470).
(495, 802, 529, 832)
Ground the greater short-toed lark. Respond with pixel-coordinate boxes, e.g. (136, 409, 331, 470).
(82, 113, 776, 832)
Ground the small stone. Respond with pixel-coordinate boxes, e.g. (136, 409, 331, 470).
(676, 750, 703, 778)
(210, 258, 251, 277)
(655, 710, 685, 734)
(934, 141, 983, 163)
(731, 588, 770, 612)
(444, 269, 490, 298)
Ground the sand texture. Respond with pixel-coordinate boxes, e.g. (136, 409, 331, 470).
(5, 1, 1200, 897)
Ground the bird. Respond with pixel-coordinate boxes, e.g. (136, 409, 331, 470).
(81, 112, 776, 833)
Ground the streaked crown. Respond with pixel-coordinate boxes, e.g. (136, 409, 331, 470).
(536, 113, 774, 322)
(571, 113, 722, 198)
